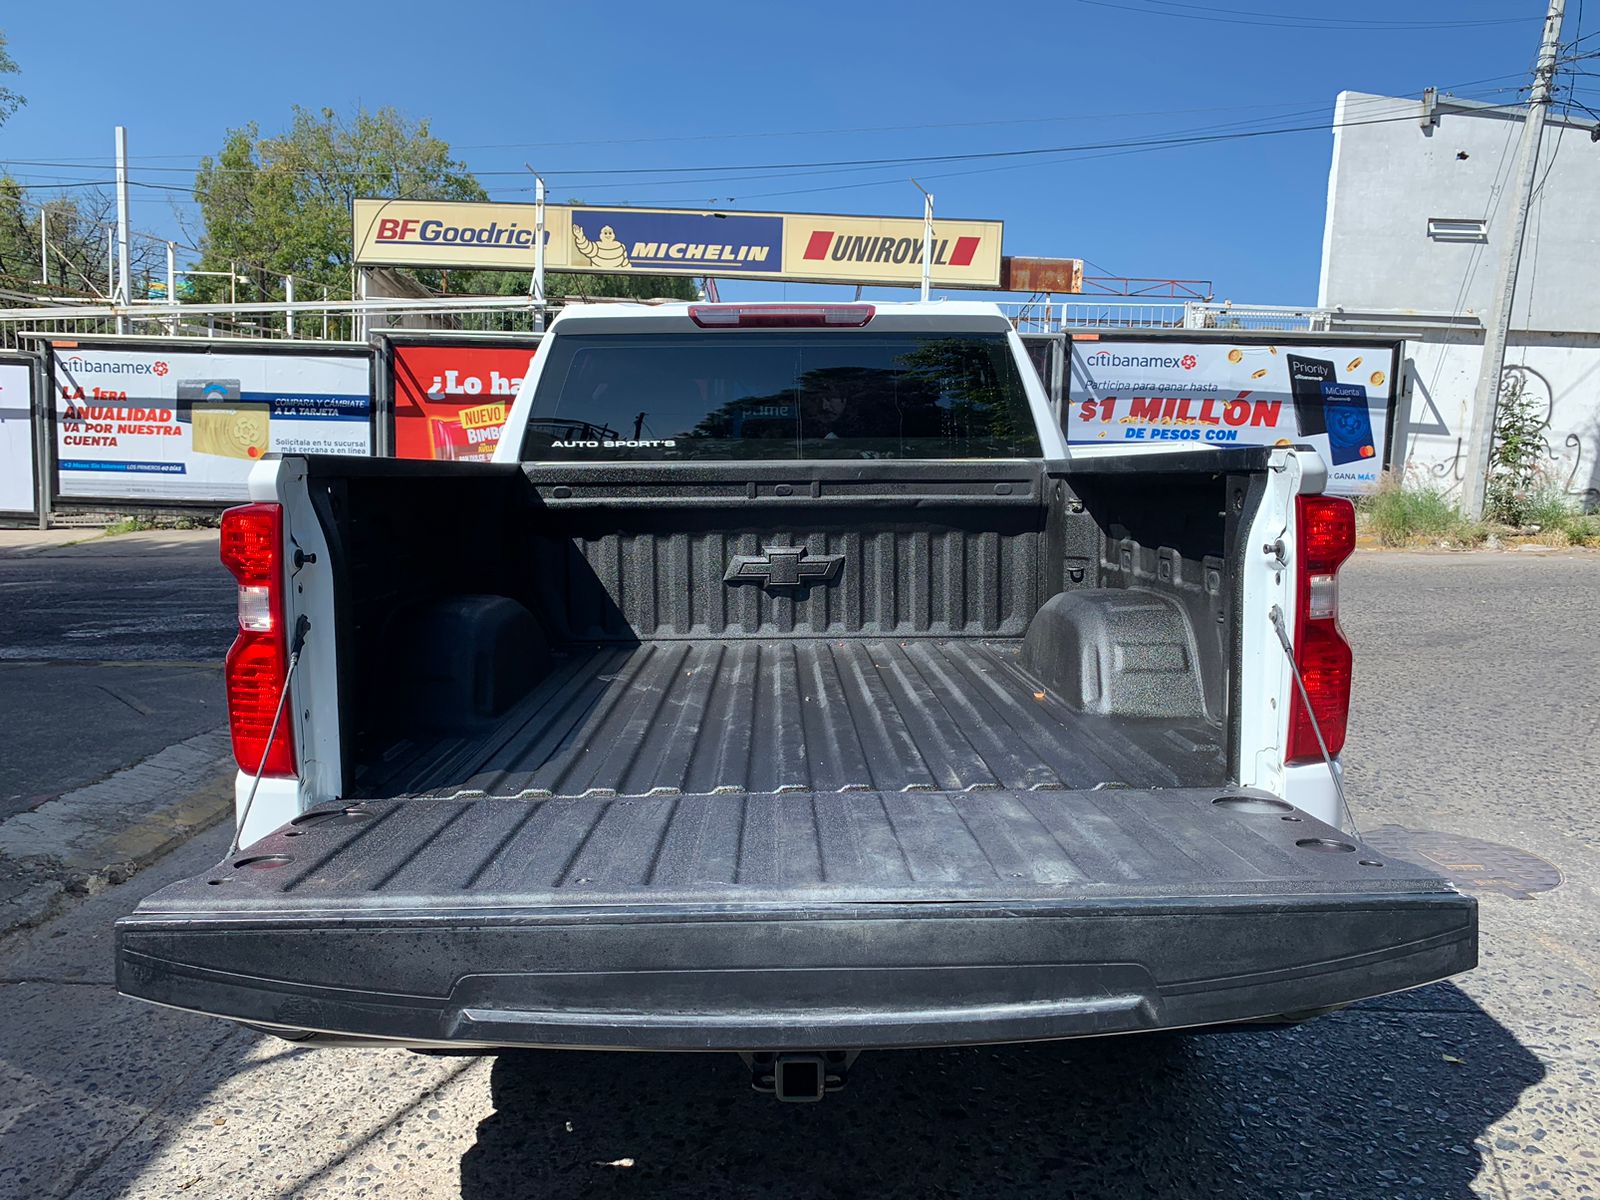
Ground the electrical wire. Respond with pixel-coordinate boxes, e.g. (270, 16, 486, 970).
(1411, 106, 1522, 475)
(1074, 0, 1534, 31)
(0, 85, 1526, 168)
(0, 75, 1529, 190)
(1136, 0, 1528, 24)
(549, 103, 1525, 207)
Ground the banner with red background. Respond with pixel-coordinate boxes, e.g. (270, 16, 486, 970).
(390, 341, 538, 461)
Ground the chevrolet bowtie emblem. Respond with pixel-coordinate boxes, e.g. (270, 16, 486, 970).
(724, 545, 844, 589)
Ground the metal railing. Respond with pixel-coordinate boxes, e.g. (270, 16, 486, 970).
(0, 292, 1335, 350)
(0, 294, 551, 350)
(997, 300, 1325, 333)
(1181, 303, 1326, 332)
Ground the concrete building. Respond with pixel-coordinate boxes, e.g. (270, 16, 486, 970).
(1317, 91, 1600, 507)
(1318, 92, 1600, 508)
(1320, 91, 1600, 331)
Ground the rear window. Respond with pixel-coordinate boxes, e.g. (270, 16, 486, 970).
(522, 330, 1043, 461)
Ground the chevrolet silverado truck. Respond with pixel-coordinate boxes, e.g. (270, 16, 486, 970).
(116, 301, 1475, 1102)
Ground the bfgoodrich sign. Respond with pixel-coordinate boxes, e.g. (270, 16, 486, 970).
(352, 199, 1003, 289)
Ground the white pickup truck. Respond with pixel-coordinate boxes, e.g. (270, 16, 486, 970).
(117, 301, 1474, 1101)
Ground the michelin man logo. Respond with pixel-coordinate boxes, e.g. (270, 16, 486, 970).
(572, 223, 630, 270)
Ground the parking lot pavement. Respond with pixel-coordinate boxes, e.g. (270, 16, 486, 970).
(0, 528, 235, 816)
(0, 549, 1596, 1200)
(0, 529, 236, 932)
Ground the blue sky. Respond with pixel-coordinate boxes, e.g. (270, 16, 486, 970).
(0, 1, 1566, 305)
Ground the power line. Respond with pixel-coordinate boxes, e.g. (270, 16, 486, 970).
(2, 92, 1539, 218)
(0, 95, 1505, 165)
(493, 103, 1524, 205)
(0, 74, 1529, 185)
(1076, 0, 1537, 30)
(494, 103, 1525, 185)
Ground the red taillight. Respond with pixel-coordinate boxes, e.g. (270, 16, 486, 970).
(688, 303, 875, 328)
(1287, 496, 1355, 763)
(1298, 494, 1357, 574)
(220, 503, 296, 777)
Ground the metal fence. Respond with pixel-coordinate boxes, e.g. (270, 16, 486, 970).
(0, 295, 550, 351)
(2, 293, 1336, 349)
(996, 300, 1324, 333)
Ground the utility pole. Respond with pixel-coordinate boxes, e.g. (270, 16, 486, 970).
(165, 242, 178, 334)
(39, 209, 48, 287)
(1460, 0, 1565, 520)
(526, 168, 547, 331)
(911, 179, 933, 301)
(114, 126, 132, 331)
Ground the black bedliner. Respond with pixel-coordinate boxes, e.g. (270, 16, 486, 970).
(357, 639, 1225, 802)
(116, 789, 1476, 1050)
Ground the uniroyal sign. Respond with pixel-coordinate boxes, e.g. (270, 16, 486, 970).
(352, 199, 1003, 288)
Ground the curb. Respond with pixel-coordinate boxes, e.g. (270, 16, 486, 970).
(0, 729, 235, 942)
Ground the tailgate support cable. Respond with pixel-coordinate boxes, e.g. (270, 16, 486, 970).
(1268, 605, 1360, 840)
(229, 615, 311, 857)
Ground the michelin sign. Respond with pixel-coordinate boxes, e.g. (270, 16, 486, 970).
(352, 199, 1003, 288)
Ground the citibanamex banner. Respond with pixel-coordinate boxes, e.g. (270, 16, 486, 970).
(352, 199, 1004, 289)
(52, 344, 372, 503)
(1068, 338, 1399, 494)
(0, 357, 37, 514)
(389, 341, 537, 462)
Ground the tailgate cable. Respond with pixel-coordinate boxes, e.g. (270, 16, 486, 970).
(1268, 604, 1360, 840)
(229, 615, 311, 857)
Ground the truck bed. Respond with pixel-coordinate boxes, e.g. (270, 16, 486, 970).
(354, 638, 1228, 802)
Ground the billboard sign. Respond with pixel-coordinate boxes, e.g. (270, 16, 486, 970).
(0, 357, 37, 515)
(352, 199, 1004, 288)
(51, 344, 373, 503)
(388, 340, 538, 462)
(569, 208, 783, 275)
(1068, 338, 1399, 494)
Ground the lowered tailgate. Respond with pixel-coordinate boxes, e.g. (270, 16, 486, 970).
(116, 789, 1475, 1050)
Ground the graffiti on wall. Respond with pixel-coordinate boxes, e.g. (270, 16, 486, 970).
(1402, 360, 1599, 507)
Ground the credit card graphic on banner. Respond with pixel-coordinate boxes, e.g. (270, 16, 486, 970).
(1285, 354, 1335, 437)
(175, 378, 271, 461)
(1321, 381, 1378, 465)
(174, 378, 241, 421)
(1067, 339, 1395, 495)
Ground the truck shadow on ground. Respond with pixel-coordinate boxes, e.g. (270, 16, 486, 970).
(458, 983, 1540, 1200)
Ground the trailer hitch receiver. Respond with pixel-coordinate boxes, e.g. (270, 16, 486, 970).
(743, 1051, 857, 1102)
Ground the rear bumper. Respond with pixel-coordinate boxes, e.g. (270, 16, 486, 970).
(117, 891, 1476, 1051)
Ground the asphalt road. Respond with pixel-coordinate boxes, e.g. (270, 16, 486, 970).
(0, 530, 235, 817)
(0, 549, 1596, 1200)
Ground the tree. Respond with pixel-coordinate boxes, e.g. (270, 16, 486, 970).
(193, 107, 697, 307)
(451, 262, 698, 303)
(195, 105, 700, 307)
(192, 106, 485, 302)
(0, 177, 162, 297)
(0, 31, 23, 128)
